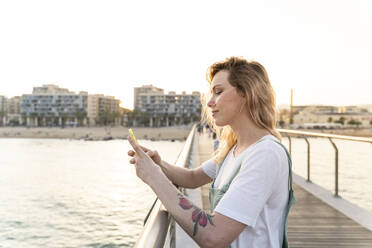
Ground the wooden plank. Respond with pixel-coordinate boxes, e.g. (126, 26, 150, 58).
(288, 184, 372, 247)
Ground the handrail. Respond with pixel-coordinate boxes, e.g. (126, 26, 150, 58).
(135, 124, 197, 248)
(277, 128, 372, 197)
(277, 128, 372, 143)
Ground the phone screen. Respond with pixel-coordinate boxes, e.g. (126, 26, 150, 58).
(128, 128, 138, 144)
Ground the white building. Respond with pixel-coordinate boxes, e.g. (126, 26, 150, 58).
(0, 95, 8, 125)
(20, 84, 120, 127)
(0, 95, 7, 112)
(21, 85, 88, 126)
(133, 85, 201, 127)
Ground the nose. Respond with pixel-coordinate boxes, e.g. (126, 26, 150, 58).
(207, 95, 215, 108)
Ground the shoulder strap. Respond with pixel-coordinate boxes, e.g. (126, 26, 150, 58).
(273, 140, 293, 192)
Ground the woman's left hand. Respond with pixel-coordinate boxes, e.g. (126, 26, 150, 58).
(127, 136, 162, 186)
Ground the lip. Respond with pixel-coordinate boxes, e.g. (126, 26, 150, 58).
(211, 110, 219, 117)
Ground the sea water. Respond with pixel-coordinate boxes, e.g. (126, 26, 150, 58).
(0, 138, 185, 248)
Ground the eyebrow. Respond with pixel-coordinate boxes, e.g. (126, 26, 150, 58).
(212, 84, 223, 90)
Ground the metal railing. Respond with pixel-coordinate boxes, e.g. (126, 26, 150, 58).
(278, 129, 372, 197)
(135, 125, 197, 248)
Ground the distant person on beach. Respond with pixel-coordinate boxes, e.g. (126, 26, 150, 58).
(197, 123, 203, 135)
(212, 132, 219, 151)
(127, 57, 295, 248)
(205, 124, 211, 137)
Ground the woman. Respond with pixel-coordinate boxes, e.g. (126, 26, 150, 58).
(127, 57, 294, 248)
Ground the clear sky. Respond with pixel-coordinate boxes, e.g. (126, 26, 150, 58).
(0, 0, 371, 110)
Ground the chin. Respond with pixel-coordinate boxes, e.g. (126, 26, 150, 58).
(214, 118, 228, 127)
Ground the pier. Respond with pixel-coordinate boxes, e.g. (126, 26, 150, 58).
(136, 127, 372, 248)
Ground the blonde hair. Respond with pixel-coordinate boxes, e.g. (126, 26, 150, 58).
(201, 57, 281, 164)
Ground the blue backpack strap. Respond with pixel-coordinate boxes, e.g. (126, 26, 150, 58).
(273, 141, 293, 193)
(273, 140, 296, 248)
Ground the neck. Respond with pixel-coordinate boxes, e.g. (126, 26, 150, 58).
(230, 114, 270, 152)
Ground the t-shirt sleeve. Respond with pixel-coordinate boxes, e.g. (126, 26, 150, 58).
(214, 148, 281, 227)
(201, 159, 217, 179)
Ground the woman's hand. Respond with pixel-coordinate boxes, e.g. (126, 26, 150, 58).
(128, 144, 162, 166)
(127, 136, 162, 185)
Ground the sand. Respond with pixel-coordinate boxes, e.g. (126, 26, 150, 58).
(0, 125, 193, 141)
(1, 125, 371, 140)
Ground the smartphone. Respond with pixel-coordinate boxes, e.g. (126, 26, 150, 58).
(128, 128, 138, 144)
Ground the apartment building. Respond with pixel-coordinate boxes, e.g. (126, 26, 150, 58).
(7, 96, 21, 114)
(21, 85, 88, 126)
(0, 96, 7, 111)
(134, 84, 164, 109)
(0, 96, 7, 126)
(87, 94, 120, 125)
(20, 84, 120, 126)
(0, 95, 22, 125)
(133, 85, 201, 126)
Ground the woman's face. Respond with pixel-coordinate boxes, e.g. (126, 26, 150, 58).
(207, 70, 246, 126)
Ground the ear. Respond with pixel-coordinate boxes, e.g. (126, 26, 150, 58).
(237, 87, 246, 97)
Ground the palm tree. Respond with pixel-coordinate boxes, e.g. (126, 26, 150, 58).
(181, 113, 187, 125)
(0, 111, 6, 126)
(60, 112, 68, 128)
(348, 119, 362, 128)
(46, 112, 54, 126)
(48, 112, 58, 126)
(98, 108, 112, 126)
(113, 111, 121, 126)
(168, 113, 176, 126)
(109, 111, 119, 126)
(74, 109, 87, 127)
(164, 112, 169, 127)
(335, 116, 345, 125)
(37, 113, 45, 127)
(138, 111, 150, 127)
(128, 109, 139, 127)
(30, 112, 38, 127)
(21, 112, 27, 126)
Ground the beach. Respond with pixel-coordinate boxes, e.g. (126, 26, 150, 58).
(1, 126, 371, 140)
(0, 126, 193, 140)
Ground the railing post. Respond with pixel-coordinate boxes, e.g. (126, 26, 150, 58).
(328, 138, 339, 197)
(303, 137, 311, 182)
(287, 136, 292, 157)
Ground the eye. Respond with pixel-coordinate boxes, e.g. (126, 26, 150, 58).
(214, 90, 222, 95)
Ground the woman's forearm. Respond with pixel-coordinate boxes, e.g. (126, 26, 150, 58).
(160, 160, 197, 188)
(149, 170, 217, 248)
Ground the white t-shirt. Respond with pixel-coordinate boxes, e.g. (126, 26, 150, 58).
(202, 135, 289, 248)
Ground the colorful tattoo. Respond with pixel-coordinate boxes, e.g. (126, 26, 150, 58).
(177, 193, 215, 236)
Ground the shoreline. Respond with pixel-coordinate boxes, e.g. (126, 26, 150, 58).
(0, 126, 193, 141)
(1, 126, 371, 140)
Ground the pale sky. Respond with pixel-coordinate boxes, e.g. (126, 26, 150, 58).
(0, 0, 371, 110)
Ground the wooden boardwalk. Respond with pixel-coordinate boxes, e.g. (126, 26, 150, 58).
(197, 133, 372, 248)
